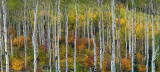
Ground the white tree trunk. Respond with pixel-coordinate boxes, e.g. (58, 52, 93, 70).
(111, 0, 116, 71)
(2, 0, 9, 71)
(51, 6, 55, 72)
(83, 10, 86, 38)
(146, 8, 150, 72)
(32, 1, 38, 72)
(54, 1, 57, 72)
(131, 0, 135, 72)
(47, 5, 52, 72)
(87, 9, 90, 50)
(23, 0, 27, 69)
(10, 35, 13, 56)
(151, 0, 156, 71)
(74, 3, 78, 72)
(125, 2, 128, 60)
(101, 2, 105, 61)
(98, 0, 102, 71)
(145, 5, 147, 61)
(57, 0, 61, 71)
(90, 6, 97, 71)
(129, 11, 131, 56)
(65, 6, 69, 72)
(0, 8, 3, 72)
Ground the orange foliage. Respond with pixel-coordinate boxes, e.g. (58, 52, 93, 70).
(121, 58, 131, 72)
(13, 36, 24, 47)
(36, 67, 42, 72)
(137, 52, 142, 63)
(138, 64, 146, 72)
(83, 55, 94, 67)
(77, 38, 88, 53)
(9, 27, 15, 35)
(40, 45, 47, 53)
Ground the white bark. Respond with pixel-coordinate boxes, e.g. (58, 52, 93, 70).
(41, 6, 45, 47)
(10, 35, 13, 56)
(24, 0, 27, 69)
(74, 3, 78, 72)
(125, 2, 128, 60)
(54, 1, 58, 71)
(145, 5, 147, 61)
(129, 11, 131, 56)
(151, 0, 156, 71)
(91, 6, 97, 71)
(57, 0, 61, 71)
(132, 0, 135, 72)
(51, 6, 55, 72)
(65, 6, 69, 72)
(108, 4, 111, 54)
(101, 1, 105, 61)
(146, 9, 150, 72)
(83, 9, 86, 38)
(32, 1, 38, 72)
(111, 0, 116, 71)
(2, 0, 9, 71)
(117, 1, 121, 71)
(0, 8, 3, 72)
(87, 9, 90, 50)
(47, 5, 52, 72)
(98, 0, 102, 71)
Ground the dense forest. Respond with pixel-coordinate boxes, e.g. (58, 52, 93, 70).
(0, 0, 160, 72)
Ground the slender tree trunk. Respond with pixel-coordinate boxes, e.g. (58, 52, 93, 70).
(23, 0, 27, 69)
(87, 8, 90, 50)
(65, 5, 69, 72)
(90, 5, 97, 71)
(118, 0, 121, 71)
(151, 0, 156, 71)
(101, 1, 105, 61)
(111, 0, 116, 71)
(146, 8, 150, 72)
(129, 10, 131, 56)
(98, 0, 102, 71)
(32, 1, 38, 71)
(2, 0, 9, 71)
(54, 1, 58, 71)
(145, 5, 147, 62)
(108, 4, 111, 54)
(18, 13, 21, 48)
(41, 5, 45, 47)
(83, 9, 86, 38)
(0, 8, 3, 72)
(125, 2, 128, 60)
(74, 2, 78, 72)
(57, 0, 61, 71)
(47, 5, 52, 72)
(10, 35, 13, 56)
(51, 6, 55, 72)
(131, 0, 135, 72)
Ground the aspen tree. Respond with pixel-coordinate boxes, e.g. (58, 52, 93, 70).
(0, 8, 3, 72)
(2, 0, 9, 71)
(74, 1, 78, 72)
(32, 0, 38, 71)
(111, 0, 116, 71)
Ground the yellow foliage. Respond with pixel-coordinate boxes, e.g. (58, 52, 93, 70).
(11, 58, 24, 71)
(120, 18, 125, 25)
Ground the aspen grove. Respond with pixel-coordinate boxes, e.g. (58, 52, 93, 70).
(0, 0, 160, 72)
